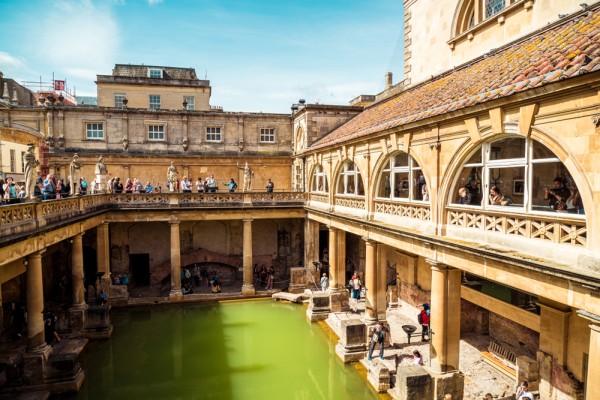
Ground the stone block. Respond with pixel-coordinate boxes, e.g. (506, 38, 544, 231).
(288, 267, 307, 293)
(329, 290, 349, 312)
(395, 365, 432, 399)
(306, 292, 330, 322)
(85, 304, 113, 339)
(367, 362, 390, 393)
(432, 370, 464, 400)
(22, 346, 52, 386)
(516, 355, 539, 391)
(68, 307, 86, 335)
(335, 320, 367, 363)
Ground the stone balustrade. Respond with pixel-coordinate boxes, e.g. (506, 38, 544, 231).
(0, 192, 306, 237)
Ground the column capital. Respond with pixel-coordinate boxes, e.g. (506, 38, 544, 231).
(27, 249, 46, 261)
(243, 218, 254, 223)
(169, 219, 180, 225)
(328, 225, 337, 232)
(73, 231, 85, 239)
(426, 258, 453, 271)
(362, 237, 376, 245)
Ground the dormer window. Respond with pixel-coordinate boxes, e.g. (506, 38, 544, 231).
(148, 68, 163, 79)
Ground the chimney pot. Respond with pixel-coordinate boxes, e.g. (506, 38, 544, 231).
(385, 72, 393, 90)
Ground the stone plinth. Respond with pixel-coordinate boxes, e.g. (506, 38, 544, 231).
(396, 365, 432, 399)
(288, 267, 308, 293)
(367, 362, 390, 393)
(329, 289, 350, 312)
(22, 345, 52, 387)
(68, 306, 87, 335)
(432, 370, 465, 400)
(335, 319, 367, 363)
(96, 174, 107, 192)
(108, 284, 129, 305)
(85, 304, 113, 339)
(516, 355, 539, 391)
(241, 284, 256, 296)
(307, 291, 330, 322)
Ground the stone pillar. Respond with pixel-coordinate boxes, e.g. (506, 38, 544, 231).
(169, 220, 183, 300)
(26, 251, 48, 351)
(364, 238, 377, 321)
(96, 222, 110, 283)
(303, 219, 319, 272)
(330, 229, 349, 312)
(538, 301, 570, 366)
(586, 322, 600, 400)
(376, 245, 387, 320)
(0, 284, 3, 334)
(71, 233, 86, 306)
(429, 260, 461, 373)
(328, 227, 338, 289)
(242, 218, 255, 296)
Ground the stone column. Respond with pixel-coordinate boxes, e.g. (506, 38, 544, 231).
(0, 285, 3, 334)
(169, 220, 183, 300)
(364, 238, 377, 321)
(303, 219, 319, 271)
(71, 233, 86, 306)
(337, 230, 347, 285)
(26, 251, 48, 351)
(429, 260, 461, 373)
(328, 227, 338, 289)
(96, 222, 110, 283)
(538, 300, 570, 365)
(376, 245, 387, 320)
(242, 218, 255, 296)
(586, 322, 600, 400)
(330, 229, 349, 312)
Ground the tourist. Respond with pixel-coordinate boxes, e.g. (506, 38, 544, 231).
(488, 185, 504, 205)
(419, 303, 430, 341)
(155, 182, 162, 193)
(367, 322, 388, 361)
(134, 178, 143, 193)
(266, 178, 274, 193)
(121, 272, 129, 285)
(17, 185, 26, 200)
(41, 175, 55, 201)
(259, 264, 268, 288)
(91, 179, 99, 194)
(0, 179, 4, 204)
(98, 289, 108, 305)
(195, 177, 204, 193)
(350, 272, 361, 310)
(11, 303, 25, 339)
(516, 381, 533, 400)
(106, 177, 114, 194)
(211, 272, 221, 293)
(43, 306, 61, 345)
(201, 266, 209, 287)
(266, 266, 274, 290)
(114, 177, 123, 193)
(80, 177, 88, 195)
(125, 178, 133, 193)
(221, 178, 237, 193)
(565, 186, 583, 214)
(483, 394, 493, 400)
(206, 175, 216, 192)
(544, 177, 570, 210)
(192, 264, 200, 287)
(181, 176, 192, 193)
(144, 181, 154, 193)
(56, 179, 64, 198)
(412, 350, 423, 365)
(320, 273, 328, 291)
(3, 177, 19, 203)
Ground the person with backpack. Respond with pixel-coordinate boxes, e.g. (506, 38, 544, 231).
(418, 303, 430, 341)
(367, 322, 388, 361)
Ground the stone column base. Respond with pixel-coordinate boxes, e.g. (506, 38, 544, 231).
(23, 344, 52, 386)
(169, 289, 183, 301)
(329, 290, 350, 313)
(396, 366, 433, 399)
(335, 319, 367, 363)
(306, 291, 330, 322)
(367, 363, 390, 393)
(85, 304, 113, 339)
(241, 284, 256, 296)
(68, 305, 88, 335)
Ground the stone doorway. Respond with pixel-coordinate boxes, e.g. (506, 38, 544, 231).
(130, 253, 150, 286)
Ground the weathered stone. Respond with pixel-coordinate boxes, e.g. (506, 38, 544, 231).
(432, 370, 465, 400)
(288, 267, 308, 293)
(367, 362, 390, 392)
(516, 355, 539, 391)
(306, 291, 330, 321)
(395, 365, 432, 399)
(335, 319, 367, 363)
(329, 290, 349, 312)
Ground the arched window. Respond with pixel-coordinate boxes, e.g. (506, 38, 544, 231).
(452, 137, 584, 215)
(337, 161, 364, 196)
(377, 153, 428, 202)
(485, 0, 505, 18)
(453, 0, 513, 36)
(311, 164, 328, 193)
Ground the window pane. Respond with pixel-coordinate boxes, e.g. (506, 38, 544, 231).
(487, 166, 525, 207)
(347, 175, 355, 194)
(378, 171, 391, 198)
(530, 162, 571, 212)
(454, 166, 482, 205)
(485, 0, 505, 18)
(413, 173, 428, 201)
(489, 137, 526, 160)
(532, 141, 558, 160)
(394, 153, 408, 167)
(464, 148, 482, 164)
(357, 174, 364, 196)
(393, 171, 409, 198)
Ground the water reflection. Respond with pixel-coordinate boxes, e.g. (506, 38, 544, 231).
(56, 301, 378, 400)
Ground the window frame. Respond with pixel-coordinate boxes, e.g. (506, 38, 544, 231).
(183, 96, 195, 111)
(9, 149, 16, 172)
(450, 136, 583, 217)
(148, 125, 165, 141)
(376, 153, 428, 202)
(148, 68, 163, 79)
(114, 93, 126, 109)
(205, 126, 222, 142)
(260, 128, 276, 143)
(311, 164, 329, 193)
(149, 95, 161, 110)
(337, 161, 364, 197)
(85, 122, 105, 140)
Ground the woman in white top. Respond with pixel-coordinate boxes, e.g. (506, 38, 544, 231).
(412, 350, 423, 366)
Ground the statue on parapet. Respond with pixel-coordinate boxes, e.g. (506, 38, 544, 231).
(70, 153, 81, 195)
(95, 155, 108, 175)
(167, 162, 179, 192)
(237, 162, 254, 192)
(24, 143, 40, 200)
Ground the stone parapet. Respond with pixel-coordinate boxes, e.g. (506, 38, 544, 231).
(306, 291, 330, 322)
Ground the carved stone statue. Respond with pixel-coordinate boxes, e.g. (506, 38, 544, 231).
(24, 143, 40, 200)
(69, 153, 81, 195)
(237, 162, 254, 192)
(167, 162, 178, 192)
(95, 155, 108, 175)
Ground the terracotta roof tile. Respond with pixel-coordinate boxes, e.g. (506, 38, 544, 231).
(310, 10, 600, 150)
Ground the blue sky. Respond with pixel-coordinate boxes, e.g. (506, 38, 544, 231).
(0, 0, 404, 113)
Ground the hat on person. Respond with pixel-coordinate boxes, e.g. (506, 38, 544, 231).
(422, 303, 430, 310)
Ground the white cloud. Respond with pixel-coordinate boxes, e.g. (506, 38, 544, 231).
(0, 51, 27, 70)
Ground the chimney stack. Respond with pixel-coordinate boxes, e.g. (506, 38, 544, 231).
(385, 72, 393, 90)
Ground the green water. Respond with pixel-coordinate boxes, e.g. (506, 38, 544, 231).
(59, 300, 378, 400)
